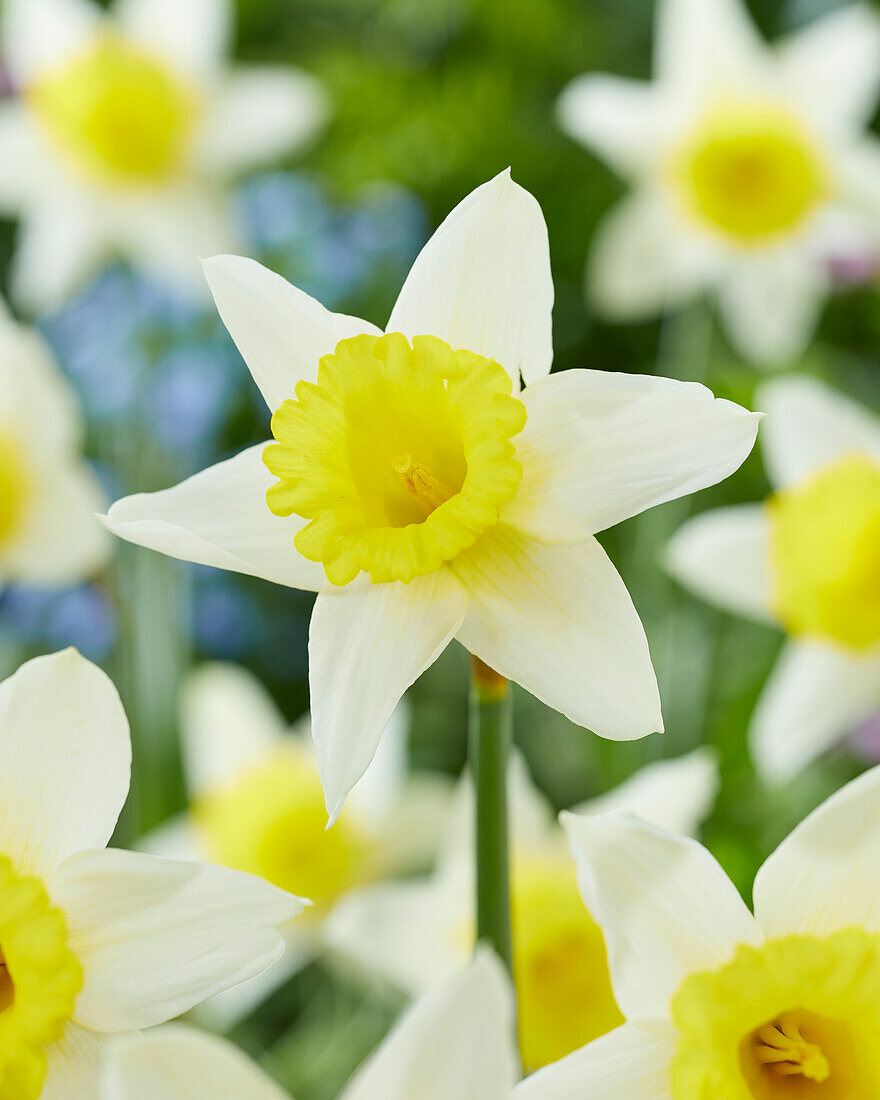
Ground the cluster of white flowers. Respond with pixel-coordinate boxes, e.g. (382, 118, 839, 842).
(0, 0, 876, 1096)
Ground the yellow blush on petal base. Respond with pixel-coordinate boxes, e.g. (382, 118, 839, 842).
(0, 433, 29, 547)
(511, 858, 623, 1072)
(769, 454, 880, 651)
(28, 36, 200, 188)
(671, 929, 880, 1099)
(0, 857, 82, 1100)
(671, 101, 829, 245)
(264, 332, 527, 585)
(192, 745, 375, 917)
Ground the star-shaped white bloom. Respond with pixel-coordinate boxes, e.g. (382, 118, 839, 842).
(101, 950, 519, 1100)
(516, 764, 880, 1098)
(0, 648, 304, 1100)
(0, 299, 109, 588)
(325, 747, 718, 1072)
(102, 170, 761, 822)
(667, 375, 880, 783)
(140, 661, 451, 1029)
(558, 0, 880, 365)
(0, 0, 327, 312)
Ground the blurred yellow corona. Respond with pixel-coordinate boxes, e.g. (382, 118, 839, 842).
(0, 856, 83, 1100)
(192, 746, 372, 915)
(265, 331, 527, 585)
(0, 434, 29, 546)
(769, 454, 880, 650)
(673, 103, 828, 244)
(671, 929, 880, 1098)
(28, 36, 199, 186)
(512, 859, 623, 1071)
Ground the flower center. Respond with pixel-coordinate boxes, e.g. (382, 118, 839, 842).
(0, 856, 83, 1100)
(264, 332, 527, 585)
(0, 432, 29, 547)
(672, 101, 828, 243)
(27, 35, 200, 186)
(192, 746, 374, 916)
(671, 929, 880, 1100)
(769, 453, 880, 650)
(511, 858, 623, 1072)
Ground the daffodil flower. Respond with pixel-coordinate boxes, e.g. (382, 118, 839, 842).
(325, 748, 718, 1072)
(558, 0, 880, 365)
(0, 0, 326, 312)
(0, 300, 109, 588)
(103, 170, 761, 821)
(516, 764, 880, 1098)
(140, 661, 452, 1028)
(0, 648, 304, 1100)
(667, 375, 880, 783)
(101, 950, 519, 1100)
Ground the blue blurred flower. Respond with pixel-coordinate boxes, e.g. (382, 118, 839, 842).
(0, 583, 117, 660)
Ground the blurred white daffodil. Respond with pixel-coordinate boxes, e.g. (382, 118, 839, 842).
(0, 299, 109, 588)
(0, 648, 304, 1100)
(0, 0, 326, 312)
(516, 764, 880, 1099)
(558, 0, 880, 365)
(101, 950, 519, 1100)
(667, 376, 880, 783)
(325, 748, 718, 1072)
(102, 170, 760, 822)
(141, 661, 452, 1027)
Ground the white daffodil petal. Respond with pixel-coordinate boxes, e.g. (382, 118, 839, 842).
(562, 810, 758, 1020)
(655, 0, 766, 93)
(664, 504, 773, 623)
(50, 847, 304, 1032)
(180, 662, 288, 798)
(339, 950, 518, 1100)
(387, 170, 553, 387)
(454, 527, 662, 741)
(43, 1022, 102, 1100)
(777, 3, 880, 132)
(573, 747, 719, 838)
(11, 201, 108, 314)
(749, 641, 880, 784)
(101, 1025, 289, 1100)
(2, 464, 110, 584)
(840, 135, 880, 220)
(506, 369, 760, 540)
(324, 873, 466, 994)
(0, 102, 52, 216)
(102, 444, 326, 592)
(513, 1022, 675, 1100)
(754, 765, 880, 940)
(756, 375, 880, 490)
(137, 813, 203, 862)
(309, 570, 468, 823)
(588, 192, 713, 321)
(196, 67, 328, 175)
(556, 74, 673, 177)
(0, 650, 130, 880)
(717, 254, 828, 367)
(2, 0, 100, 85)
(202, 255, 381, 412)
(113, 0, 231, 79)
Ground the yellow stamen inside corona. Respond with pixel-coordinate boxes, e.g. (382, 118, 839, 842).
(511, 859, 623, 1072)
(0, 856, 83, 1100)
(0, 432, 30, 547)
(192, 745, 375, 916)
(264, 332, 527, 585)
(671, 928, 880, 1099)
(769, 453, 880, 650)
(672, 101, 829, 243)
(28, 35, 200, 187)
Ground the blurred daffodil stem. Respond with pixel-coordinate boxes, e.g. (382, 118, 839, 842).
(469, 655, 513, 975)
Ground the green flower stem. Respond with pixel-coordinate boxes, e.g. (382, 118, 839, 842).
(469, 655, 513, 975)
